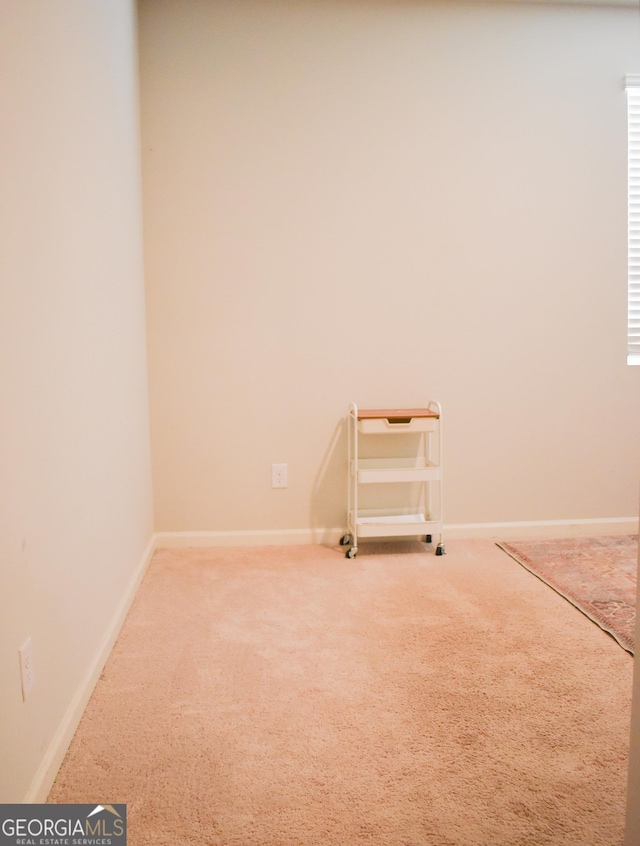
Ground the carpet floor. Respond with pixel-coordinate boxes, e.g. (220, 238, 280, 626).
(48, 539, 633, 846)
(497, 535, 637, 654)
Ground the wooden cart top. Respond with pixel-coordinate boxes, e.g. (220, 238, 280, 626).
(357, 408, 440, 420)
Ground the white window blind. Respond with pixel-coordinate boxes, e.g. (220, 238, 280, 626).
(626, 75, 640, 365)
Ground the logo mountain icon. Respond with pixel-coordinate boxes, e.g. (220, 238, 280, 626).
(87, 805, 122, 819)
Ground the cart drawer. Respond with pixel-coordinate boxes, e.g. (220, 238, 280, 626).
(358, 416, 437, 434)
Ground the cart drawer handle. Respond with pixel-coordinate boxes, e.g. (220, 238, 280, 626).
(386, 417, 413, 425)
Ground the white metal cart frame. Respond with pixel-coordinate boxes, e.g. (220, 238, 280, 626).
(341, 402, 444, 559)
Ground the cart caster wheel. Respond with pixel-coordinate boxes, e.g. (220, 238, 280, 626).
(425, 535, 432, 544)
(435, 544, 446, 556)
(340, 534, 353, 546)
(346, 547, 357, 559)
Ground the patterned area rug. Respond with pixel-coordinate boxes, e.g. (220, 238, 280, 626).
(497, 535, 638, 654)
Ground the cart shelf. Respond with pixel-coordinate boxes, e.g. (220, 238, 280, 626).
(353, 457, 440, 484)
(351, 511, 441, 539)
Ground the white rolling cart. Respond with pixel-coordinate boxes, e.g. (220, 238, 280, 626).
(340, 402, 445, 559)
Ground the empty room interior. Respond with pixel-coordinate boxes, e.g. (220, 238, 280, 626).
(3, 0, 640, 842)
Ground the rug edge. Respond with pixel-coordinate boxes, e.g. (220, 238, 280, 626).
(496, 541, 635, 655)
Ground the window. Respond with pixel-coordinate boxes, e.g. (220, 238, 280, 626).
(626, 75, 640, 365)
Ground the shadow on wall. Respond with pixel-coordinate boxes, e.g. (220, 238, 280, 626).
(310, 416, 348, 542)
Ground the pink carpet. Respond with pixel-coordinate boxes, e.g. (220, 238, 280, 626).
(48, 540, 633, 845)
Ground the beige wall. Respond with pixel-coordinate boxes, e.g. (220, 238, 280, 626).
(140, 0, 640, 538)
(0, 1, 154, 802)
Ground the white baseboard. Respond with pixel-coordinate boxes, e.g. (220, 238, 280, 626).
(444, 517, 638, 540)
(155, 528, 346, 548)
(155, 517, 638, 550)
(24, 533, 157, 803)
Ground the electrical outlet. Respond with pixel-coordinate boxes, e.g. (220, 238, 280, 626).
(19, 636, 35, 701)
(272, 463, 288, 488)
